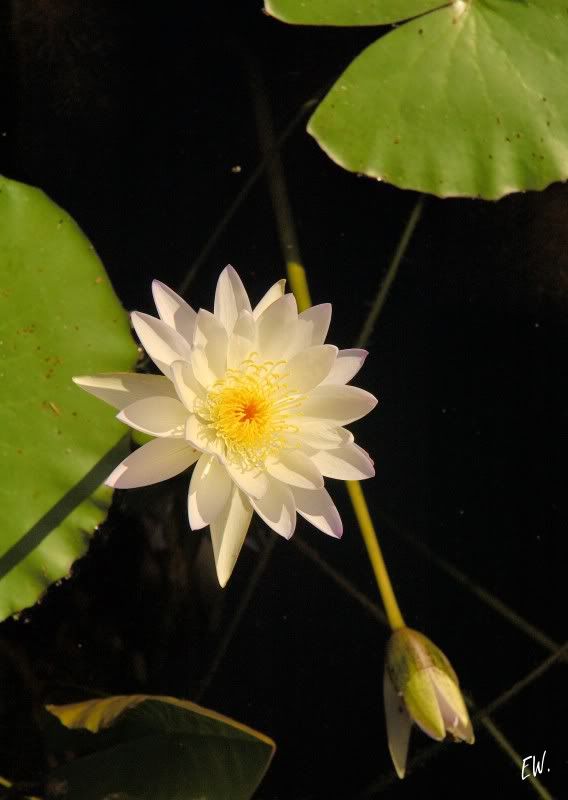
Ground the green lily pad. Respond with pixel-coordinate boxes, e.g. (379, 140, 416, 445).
(45, 694, 275, 800)
(265, 0, 441, 26)
(0, 176, 137, 621)
(270, 0, 568, 199)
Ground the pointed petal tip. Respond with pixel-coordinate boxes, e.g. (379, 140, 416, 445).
(331, 509, 343, 538)
(460, 719, 475, 745)
(222, 263, 238, 279)
(72, 374, 107, 387)
(129, 310, 145, 335)
(384, 668, 411, 781)
(326, 513, 343, 539)
(394, 762, 406, 780)
(151, 278, 167, 299)
(279, 523, 296, 541)
(216, 558, 233, 588)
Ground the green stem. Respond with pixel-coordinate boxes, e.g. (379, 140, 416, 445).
(249, 57, 412, 631)
(346, 481, 405, 631)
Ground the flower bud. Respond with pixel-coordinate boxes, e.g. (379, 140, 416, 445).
(384, 627, 474, 778)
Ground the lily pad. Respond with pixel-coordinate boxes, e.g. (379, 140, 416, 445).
(45, 694, 275, 800)
(269, 0, 568, 199)
(265, 0, 440, 26)
(0, 176, 137, 621)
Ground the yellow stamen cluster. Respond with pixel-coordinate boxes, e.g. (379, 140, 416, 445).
(197, 358, 302, 469)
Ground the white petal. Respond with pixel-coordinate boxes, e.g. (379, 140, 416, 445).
(190, 347, 217, 390)
(294, 303, 332, 351)
(193, 308, 225, 350)
(214, 265, 252, 334)
(227, 310, 257, 369)
(224, 460, 268, 500)
(171, 359, 205, 411)
(72, 373, 177, 410)
(286, 344, 338, 393)
(291, 486, 343, 538)
(251, 478, 296, 539)
(151, 280, 196, 343)
(300, 385, 378, 425)
(431, 668, 475, 744)
(117, 396, 188, 437)
(266, 449, 323, 490)
(185, 414, 224, 460)
(192, 309, 228, 379)
(286, 419, 353, 450)
(106, 438, 199, 488)
(188, 454, 232, 530)
(131, 312, 193, 378)
(252, 279, 286, 320)
(256, 294, 298, 361)
(384, 668, 412, 780)
(310, 442, 375, 481)
(321, 349, 368, 386)
(210, 487, 253, 587)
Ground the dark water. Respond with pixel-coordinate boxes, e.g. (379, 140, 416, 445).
(2, 2, 567, 798)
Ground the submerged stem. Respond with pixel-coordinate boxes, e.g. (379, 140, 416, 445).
(356, 195, 424, 349)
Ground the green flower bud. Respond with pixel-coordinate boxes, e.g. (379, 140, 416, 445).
(384, 627, 474, 778)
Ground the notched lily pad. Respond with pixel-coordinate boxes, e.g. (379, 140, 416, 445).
(309, 0, 568, 198)
(0, 176, 137, 621)
(269, 0, 568, 198)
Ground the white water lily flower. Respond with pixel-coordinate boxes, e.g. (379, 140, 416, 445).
(74, 266, 377, 586)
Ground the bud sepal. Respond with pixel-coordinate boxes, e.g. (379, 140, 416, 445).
(384, 627, 474, 778)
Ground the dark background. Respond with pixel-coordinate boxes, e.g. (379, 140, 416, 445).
(1, 1, 566, 798)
